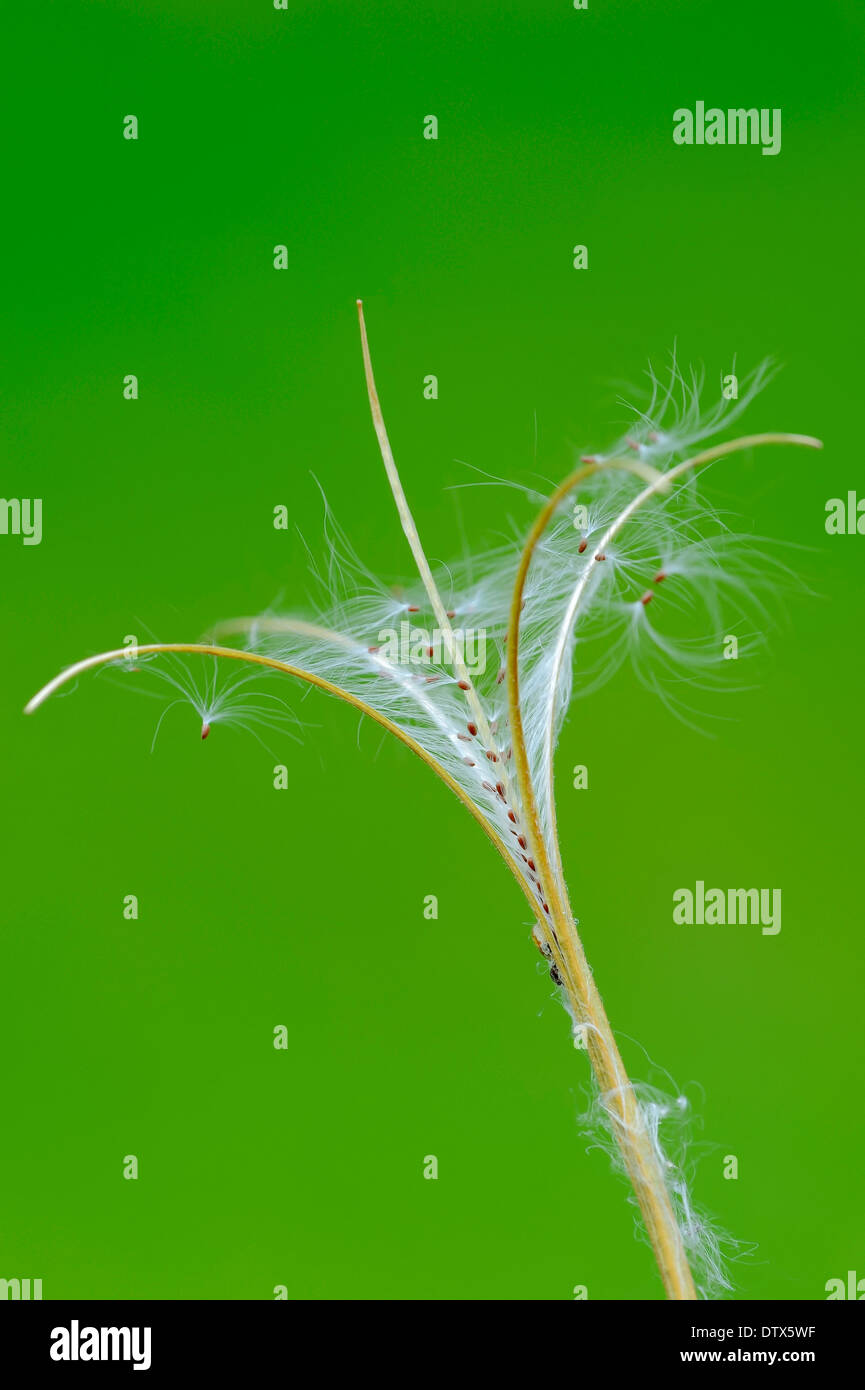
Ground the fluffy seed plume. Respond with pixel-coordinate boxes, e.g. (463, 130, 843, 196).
(25, 306, 822, 1300)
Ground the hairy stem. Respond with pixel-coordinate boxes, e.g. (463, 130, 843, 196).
(356, 301, 521, 809)
(505, 430, 822, 1300)
(507, 510, 698, 1294)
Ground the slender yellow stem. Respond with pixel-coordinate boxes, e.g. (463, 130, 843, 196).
(504, 430, 822, 1300)
(507, 480, 697, 1294)
(28, 292, 823, 1304)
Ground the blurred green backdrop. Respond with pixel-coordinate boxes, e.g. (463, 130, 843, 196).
(1, 0, 863, 1300)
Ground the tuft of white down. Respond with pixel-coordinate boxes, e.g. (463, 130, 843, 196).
(188, 361, 798, 915)
(102, 360, 798, 1296)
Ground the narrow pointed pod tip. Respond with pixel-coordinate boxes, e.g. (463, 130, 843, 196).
(354, 301, 523, 817)
(510, 430, 827, 889)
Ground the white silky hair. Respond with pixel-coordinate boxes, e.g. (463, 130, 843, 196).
(154, 361, 794, 898)
(580, 1072, 744, 1300)
(107, 359, 799, 1296)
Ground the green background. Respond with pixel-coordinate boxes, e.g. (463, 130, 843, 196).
(2, 0, 863, 1300)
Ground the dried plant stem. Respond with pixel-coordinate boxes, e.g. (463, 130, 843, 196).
(355, 304, 698, 1295)
(508, 500, 699, 1291)
(550, 914, 697, 1299)
(26, 302, 824, 1302)
(505, 430, 822, 1301)
(505, 642, 698, 1292)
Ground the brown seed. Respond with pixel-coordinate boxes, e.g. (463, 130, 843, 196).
(467, 722, 478, 736)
